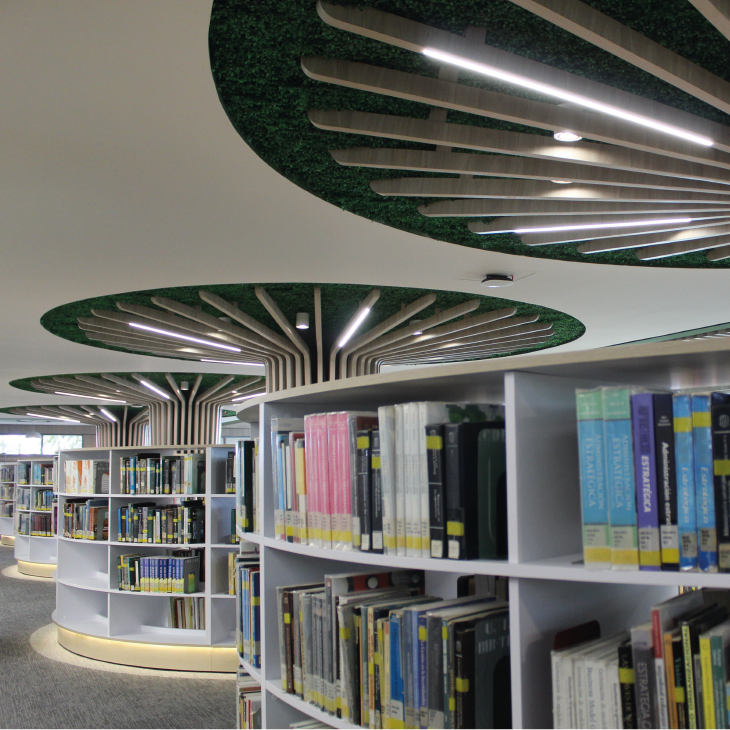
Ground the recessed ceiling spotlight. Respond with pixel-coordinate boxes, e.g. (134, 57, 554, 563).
(296, 312, 310, 330)
(551, 179, 572, 184)
(181, 380, 189, 391)
(410, 319, 423, 335)
(553, 131, 583, 142)
(481, 274, 514, 288)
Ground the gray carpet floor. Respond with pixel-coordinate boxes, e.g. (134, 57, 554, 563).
(0, 546, 235, 729)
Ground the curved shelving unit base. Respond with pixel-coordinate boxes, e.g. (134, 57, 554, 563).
(18, 559, 56, 578)
(0, 534, 15, 547)
(53, 621, 237, 672)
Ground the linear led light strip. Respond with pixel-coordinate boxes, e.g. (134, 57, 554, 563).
(99, 408, 117, 422)
(137, 378, 170, 400)
(128, 322, 241, 353)
(231, 392, 263, 402)
(422, 49, 714, 147)
(512, 216, 692, 235)
(338, 307, 372, 348)
(54, 391, 126, 403)
(200, 358, 265, 367)
(26, 412, 80, 423)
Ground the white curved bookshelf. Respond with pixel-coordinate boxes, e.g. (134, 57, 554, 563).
(52, 445, 241, 671)
(14, 458, 57, 572)
(232, 337, 730, 729)
(0, 462, 16, 545)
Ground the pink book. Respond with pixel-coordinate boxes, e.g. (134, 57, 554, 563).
(316, 414, 332, 549)
(304, 415, 321, 549)
(327, 413, 350, 551)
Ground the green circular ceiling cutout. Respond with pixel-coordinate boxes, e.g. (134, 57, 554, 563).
(209, 0, 730, 268)
(39, 282, 585, 366)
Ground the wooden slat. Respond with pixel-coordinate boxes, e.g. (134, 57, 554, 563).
(708, 242, 730, 260)
(576, 222, 730, 254)
(305, 57, 730, 165)
(506, 0, 730, 117)
(331, 147, 730, 196)
(370, 177, 729, 203)
(309, 110, 730, 182)
(636, 234, 730, 260)
(687, 1, 730, 43)
(316, 2, 730, 150)
(468, 212, 730, 234)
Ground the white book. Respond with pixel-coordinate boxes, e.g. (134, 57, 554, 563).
(377, 406, 396, 554)
(606, 656, 622, 730)
(404, 402, 421, 558)
(588, 642, 624, 729)
(394, 404, 406, 557)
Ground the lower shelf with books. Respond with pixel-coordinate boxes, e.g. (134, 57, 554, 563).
(266, 680, 357, 730)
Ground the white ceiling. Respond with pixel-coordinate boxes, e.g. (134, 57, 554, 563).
(0, 0, 729, 412)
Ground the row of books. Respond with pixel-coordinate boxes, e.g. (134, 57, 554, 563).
(235, 440, 258, 535)
(116, 501, 205, 544)
(1, 502, 12, 518)
(275, 568, 510, 729)
(17, 462, 54, 486)
(29, 513, 53, 537)
(272, 401, 506, 560)
(32, 488, 54, 511)
(236, 670, 261, 730)
(62, 499, 108, 540)
(235, 551, 261, 669)
(16, 487, 31, 510)
(121, 453, 205, 495)
(225, 451, 236, 494)
(0, 465, 14, 483)
(577, 388, 730, 572)
(116, 553, 201, 593)
(14, 512, 30, 535)
(64, 459, 109, 494)
(552, 588, 730, 729)
(0, 484, 13, 500)
(168, 596, 205, 630)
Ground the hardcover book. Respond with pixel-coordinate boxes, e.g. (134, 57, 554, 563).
(693, 395, 718, 572)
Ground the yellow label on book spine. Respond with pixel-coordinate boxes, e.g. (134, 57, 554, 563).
(426, 435, 443, 450)
(715, 460, 730, 476)
(675, 686, 685, 703)
(442, 626, 448, 640)
(406, 536, 422, 550)
(619, 667, 635, 684)
(371, 456, 381, 469)
(662, 547, 680, 563)
(611, 548, 640, 565)
(455, 678, 470, 693)
(674, 416, 692, 433)
(419, 626, 427, 641)
(284, 612, 291, 624)
(584, 546, 612, 563)
(384, 535, 396, 549)
(700, 636, 716, 729)
(639, 550, 661, 567)
(693, 411, 711, 428)
(357, 436, 369, 449)
(446, 521, 464, 537)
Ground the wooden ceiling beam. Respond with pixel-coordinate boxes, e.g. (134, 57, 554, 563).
(689, 0, 730, 42)
(636, 233, 730, 260)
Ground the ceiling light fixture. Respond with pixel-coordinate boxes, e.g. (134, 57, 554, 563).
(551, 179, 572, 184)
(296, 312, 310, 330)
(137, 379, 171, 400)
(338, 307, 372, 348)
(54, 391, 126, 403)
(513, 216, 692, 235)
(26, 413, 80, 423)
(553, 131, 583, 142)
(128, 322, 241, 352)
(99, 408, 116, 422)
(481, 274, 515, 288)
(410, 320, 423, 335)
(422, 48, 714, 147)
(231, 392, 262, 402)
(199, 358, 265, 367)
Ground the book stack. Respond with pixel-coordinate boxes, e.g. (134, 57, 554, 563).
(16, 488, 30, 510)
(31, 462, 54, 485)
(117, 553, 201, 593)
(0, 465, 14, 483)
(226, 451, 236, 494)
(119, 453, 205, 495)
(235, 440, 258, 535)
(116, 500, 204, 544)
(271, 402, 506, 560)
(275, 569, 510, 728)
(168, 595, 205, 630)
(16, 463, 28, 485)
(30, 513, 52, 536)
(33, 488, 54, 511)
(236, 669, 262, 729)
(235, 551, 261, 668)
(0, 502, 12, 518)
(0, 484, 14, 500)
(552, 589, 730, 729)
(63, 459, 108, 494)
(62, 498, 108, 540)
(576, 388, 730, 572)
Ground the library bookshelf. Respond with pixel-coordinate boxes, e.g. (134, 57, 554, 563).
(0, 462, 16, 547)
(14, 458, 57, 576)
(52, 445, 239, 672)
(233, 336, 730, 729)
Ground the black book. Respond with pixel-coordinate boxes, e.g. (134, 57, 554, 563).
(356, 429, 372, 552)
(370, 430, 384, 554)
(426, 424, 446, 559)
(474, 609, 510, 730)
(240, 441, 255, 532)
(653, 394, 679, 571)
(618, 639, 637, 729)
(454, 623, 476, 729)
(672, 633, 688, 728)
(444, 422, 503, 560)
(711, 392, 730, 572)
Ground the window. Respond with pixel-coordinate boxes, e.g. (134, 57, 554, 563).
(0, 434, 83, 455)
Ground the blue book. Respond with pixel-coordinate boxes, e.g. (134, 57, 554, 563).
(251, 570, 261, 667)
(275, 434, 288, 541)
(390, 612, 405, 728)
(631, 393, 661, 571)
(692, 395, 718, 571)
(576, 389, 611, 569)
(602, 387, 640, 570)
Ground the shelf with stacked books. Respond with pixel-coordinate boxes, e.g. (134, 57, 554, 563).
(0, 463, 17, 545)
(229, 337, 730, 729)
(52, 444, 248, 670)
(14, 458, 57, 572)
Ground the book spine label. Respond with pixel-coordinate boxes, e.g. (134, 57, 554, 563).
(693, 395, 718, 571)
(603, 388, 640, 570)
(653, 394, 680, 571)
(711, 392, 730, 572)
(632, 393, 661, 570)
(576, 389, 611, 569)
(444, 423, 465, 560)
(370, 430, 384, 553)
(674, 395, 699, 571)
(632, 634, 657, 728)
(426, 425, 445, 559)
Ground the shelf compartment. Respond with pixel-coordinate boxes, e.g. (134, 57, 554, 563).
(266, 680, 357, 730)
(55, 583, 109, 638)
(57, 538, 108, 590)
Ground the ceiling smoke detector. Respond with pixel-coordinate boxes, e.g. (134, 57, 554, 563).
(481, 274, 514, 288)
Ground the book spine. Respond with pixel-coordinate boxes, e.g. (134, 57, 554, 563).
(294, 439, 308, 546)
(404, 403, 421, 558)
(390, 613, 405, 729)
(710, 635, 727, 729)
(700, 635, 716, 729)
(711, 392, 730, 572)
(682, 624, 698, 728)
(417, 405, 431, 560)
(395, 404, 407, 556)
(327, 413, 343, 550)
(654, 394, 680, 571)
(377, 406, 397, 554)
(370, 430, 384, 554)
(304, 416, 321, 549)
(674, 395, 699, 571)
(693, 395, 718, 571)
(444, 423, 466, 560)
(426, 424, 446, 559)
(632, 629, 657, 728)
(348, 417, 361, 552)
(318, 415, 332, 549)
(603, 387, 640, 570)
(357, 430, 372, 552)
(632, 393, 662, 571)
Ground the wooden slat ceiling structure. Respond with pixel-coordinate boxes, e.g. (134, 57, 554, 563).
(305, 0, 730, 262)
(74, 287, 556, 387)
